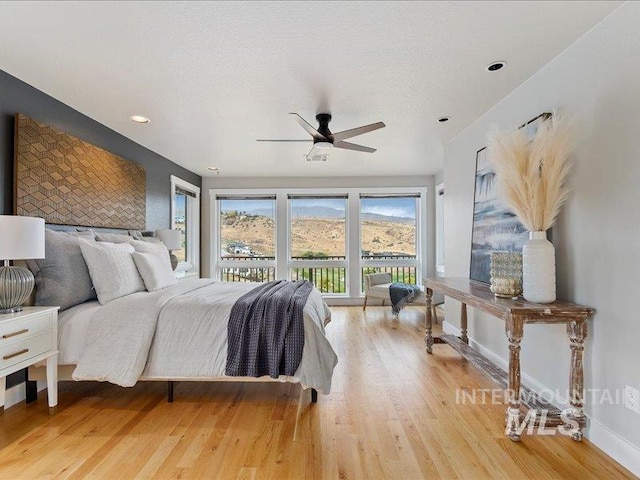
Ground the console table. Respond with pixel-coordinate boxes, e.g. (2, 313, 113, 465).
(424, 277, 593, 442)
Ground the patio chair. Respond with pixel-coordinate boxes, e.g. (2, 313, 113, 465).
(363, 272, 436, 321)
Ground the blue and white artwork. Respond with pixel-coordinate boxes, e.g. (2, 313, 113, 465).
(469, 147, 528, 284)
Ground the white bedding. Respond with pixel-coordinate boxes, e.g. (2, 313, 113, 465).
(58, 300, 101, 364)
(65, 279, 338, 394)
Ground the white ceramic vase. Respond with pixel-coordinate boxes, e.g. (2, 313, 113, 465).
(522, 230, 556, 303)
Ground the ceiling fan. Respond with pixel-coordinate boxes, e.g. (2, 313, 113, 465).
(257, 113, 385, 160)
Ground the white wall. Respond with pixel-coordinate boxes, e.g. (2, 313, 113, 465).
(443, 3, 640, 473)
(201, 175, 435, 287)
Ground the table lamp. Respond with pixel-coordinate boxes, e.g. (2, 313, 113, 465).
(0, 215, 45, 314)
(155, 229, 182, 270)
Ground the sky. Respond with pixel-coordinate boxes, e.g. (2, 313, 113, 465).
(219, 197, 416, 219)
(174, 194, 185, 217)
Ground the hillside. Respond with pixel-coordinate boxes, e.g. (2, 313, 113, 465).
(220, 214, 416, 257)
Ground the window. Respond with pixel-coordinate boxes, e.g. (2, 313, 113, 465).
(360, 194, 419, 289)
(171, 176, 200, 277)
(435, 183, 445, 274)
(289, 195, 348, 294)
(215, 195, 276, 282)
(210, 188, 427, 298)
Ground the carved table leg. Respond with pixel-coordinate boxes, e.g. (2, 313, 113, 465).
(564, 318, 587, 441)
(460, 303, 469, 344)
(505, 314, 524, 441)
(425, 287, 434, 353)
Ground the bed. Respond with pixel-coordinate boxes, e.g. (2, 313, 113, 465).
(26, 229, 338, 403)
(29, 278, 337, 402)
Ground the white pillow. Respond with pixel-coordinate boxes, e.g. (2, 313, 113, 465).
(78, 238, 146, 304)
(132, 252, 178, 292)
(130, 239, 171, 266)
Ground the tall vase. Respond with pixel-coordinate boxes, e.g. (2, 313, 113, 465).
(522, 230, 556, 303)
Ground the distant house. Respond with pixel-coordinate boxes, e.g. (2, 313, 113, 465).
(227, 242, 251, 255)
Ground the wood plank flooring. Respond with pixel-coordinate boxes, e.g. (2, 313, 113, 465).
(0, 306, 635, 479)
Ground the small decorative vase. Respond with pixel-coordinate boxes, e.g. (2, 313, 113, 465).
(522, 231, 556, 303)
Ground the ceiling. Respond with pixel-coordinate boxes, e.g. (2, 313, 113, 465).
(0, 1, 620, 178)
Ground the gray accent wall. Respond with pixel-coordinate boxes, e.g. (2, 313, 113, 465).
(0, 69, 200, 229)
(443, 3, 639, 474)
(0, 69, 201, 389)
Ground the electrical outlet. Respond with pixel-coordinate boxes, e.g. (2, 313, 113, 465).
(625, 385, 640, 414)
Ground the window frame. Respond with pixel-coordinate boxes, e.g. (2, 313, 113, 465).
(288, 194, 349, 297)
(171, 175, 200, 278)
(213, 194, 278, 281)
(359, 193, 421, 291)
(209, 187, 428, 298)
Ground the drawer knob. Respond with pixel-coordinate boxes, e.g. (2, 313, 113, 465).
(3, 348, 29, 360)
(2, 328, 29, 339)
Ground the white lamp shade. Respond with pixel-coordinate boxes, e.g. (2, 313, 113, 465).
(0, 215, 45, 260)
(155, 229, 182, 250)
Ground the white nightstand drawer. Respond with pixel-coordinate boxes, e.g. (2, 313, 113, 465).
(0, 311, 53, 346)
(0, 332, 53, 370)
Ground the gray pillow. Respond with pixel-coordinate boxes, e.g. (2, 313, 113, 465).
(129, 230, 161, 243)
(94, 232, 133, 244)
(27, 229, 97, 311)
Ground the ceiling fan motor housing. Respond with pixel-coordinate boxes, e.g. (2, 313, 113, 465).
(314, 113, 333, 143)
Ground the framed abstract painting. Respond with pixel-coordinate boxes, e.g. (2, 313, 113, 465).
(469, 113, 550, 284)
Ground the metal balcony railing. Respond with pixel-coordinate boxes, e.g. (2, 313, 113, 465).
(218, 255, 417, 294)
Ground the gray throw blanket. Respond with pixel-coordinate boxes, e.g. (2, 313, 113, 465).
(389, 282, 421, 315)
(226, 280, 313, 378)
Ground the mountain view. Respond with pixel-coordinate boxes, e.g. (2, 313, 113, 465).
(219, 198, 417, 258)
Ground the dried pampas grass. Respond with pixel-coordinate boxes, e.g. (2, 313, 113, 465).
(487, 113, 575, 232)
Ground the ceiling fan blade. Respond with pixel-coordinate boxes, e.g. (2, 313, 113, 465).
(289, 112, 327, 141)
(331, 121, 385, 143)
(333, 140, 376, 153)
(256, 139, 313, 142)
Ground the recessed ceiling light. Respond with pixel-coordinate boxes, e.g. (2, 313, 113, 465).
(130, 115, 151, 124)
(438, 116, 451, 123)
(486, 61, 507, 72)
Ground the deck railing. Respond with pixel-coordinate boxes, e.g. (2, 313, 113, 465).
(218, 254, 417, 294)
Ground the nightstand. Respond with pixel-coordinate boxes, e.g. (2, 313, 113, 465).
(0, 306, 59, 411)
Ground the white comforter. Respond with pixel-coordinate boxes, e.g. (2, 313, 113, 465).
(72, 279, 338, 394)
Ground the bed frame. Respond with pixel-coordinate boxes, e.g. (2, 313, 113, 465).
(27, 365, 318, 404)
(25, 225, 320, 405)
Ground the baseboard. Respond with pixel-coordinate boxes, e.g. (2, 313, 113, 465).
(587, 415, 640, 476)
(325, 297, 365, 306)
(3, 381, 46, 410)
(442, 320, 640, 477)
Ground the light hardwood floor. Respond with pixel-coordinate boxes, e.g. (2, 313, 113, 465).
(0, 306, 635, 479)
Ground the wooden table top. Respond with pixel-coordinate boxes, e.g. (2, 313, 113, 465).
(424, 277, 593, 321)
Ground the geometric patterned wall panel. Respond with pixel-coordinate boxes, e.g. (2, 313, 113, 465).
(14, 114, 146, 230)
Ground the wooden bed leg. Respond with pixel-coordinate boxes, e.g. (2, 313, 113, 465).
(311, 388, 318, 404)
(168, 381, 174, 403)
(26, 379, 38, 404)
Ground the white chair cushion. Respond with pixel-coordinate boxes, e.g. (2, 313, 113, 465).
(369, 283, 393, 299)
